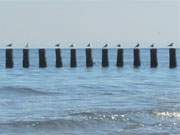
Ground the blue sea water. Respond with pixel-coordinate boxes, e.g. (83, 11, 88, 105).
(0, 48, 179, 135)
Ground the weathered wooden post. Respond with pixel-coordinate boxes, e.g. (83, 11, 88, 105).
(55, 44, 63, 67)
(116, 44, 123, 67)
(70, 44, 77, 67)
(133, 44, 141, 67)
(102, 44, 109, 67)
(6, 44, 13, 68)
(169, 48, 177, 68)
(168, 43, 177, 68)
(6, 48, 14, 68)
(86, 44, 93, 67)
(23, 48, 30, 68)
(150, 44, 158, 68)
(39, 48, 47, 68)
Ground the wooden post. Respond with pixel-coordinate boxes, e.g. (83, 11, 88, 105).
(6, 48, 13, 68)
(23, 48, 29, 68)
(39, 49, 47, 68)
(55, 48, 63, 67)
(169, 48, 177, 68)
(116, 48, 123, 67)
(86, 48, 93, 67)
(150, 48, 158, 68)
(134, 48, 141, 67)
(102, 48, 109, 67)
(70, 48, 77, 67)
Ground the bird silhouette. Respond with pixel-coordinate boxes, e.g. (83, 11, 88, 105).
(150, 44, 154, 48)
(117, 44, 121, 47)
(87, 43, 91, 47)
(104, 44, 108, 48)
(55, 44, 60, 47)
(25, 43, 29, 48)
(135, 44, 140, 48)
(70, 44, 74, 48)
(168, 43, 174, 47)
(6, 43, 12, 47)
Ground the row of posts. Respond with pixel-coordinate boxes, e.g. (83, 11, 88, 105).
(5, 48, 177, 68)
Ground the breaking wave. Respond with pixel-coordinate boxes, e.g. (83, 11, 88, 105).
(153, 111, 180, 118)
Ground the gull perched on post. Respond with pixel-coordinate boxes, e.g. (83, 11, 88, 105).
(25, 43, 29, 48)
(87, 43, 91, 47)
(135, 43, 140, 48)
(70, 44, 74, 48)
(104, 44, 108, 48)
(150, 44, 154, 48)
(117, 44, 121, 48)
(6, 43, 12, 47)
(168, 43, 174, 47)
(55, 44, 60, 47)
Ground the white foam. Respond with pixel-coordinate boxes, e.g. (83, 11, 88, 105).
(154, 112, 180, 118)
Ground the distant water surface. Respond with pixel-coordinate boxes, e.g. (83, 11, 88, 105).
(0, 49, 179, 135)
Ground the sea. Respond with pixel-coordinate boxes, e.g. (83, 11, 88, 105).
(0, 48, 179, 135)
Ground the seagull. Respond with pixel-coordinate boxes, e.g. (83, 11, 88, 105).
(25, 43, 29, 48)
(150, 44, 154, 48)
(87, 43, 91, 47)
(70, 44, 74, 48)
(117, 44, 121, 47)
(6, 43, 12, 47)
(135, 44, 140, 48)
(104, 44, 108, 48)
(55, 44, 60, 47)
(168, 43, 174, 47)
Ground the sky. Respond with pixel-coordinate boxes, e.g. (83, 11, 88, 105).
(0, 0, 179, 48)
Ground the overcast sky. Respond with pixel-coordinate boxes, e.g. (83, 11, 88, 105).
(0, 0, 179, 48)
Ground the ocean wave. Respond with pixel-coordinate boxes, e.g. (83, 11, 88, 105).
(0, 118, 102, 129)
(0, 110, 161, 130)
(0, 86, 57, 96)
(69, 111, 140, 122)
(0, 110, 145, 128)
